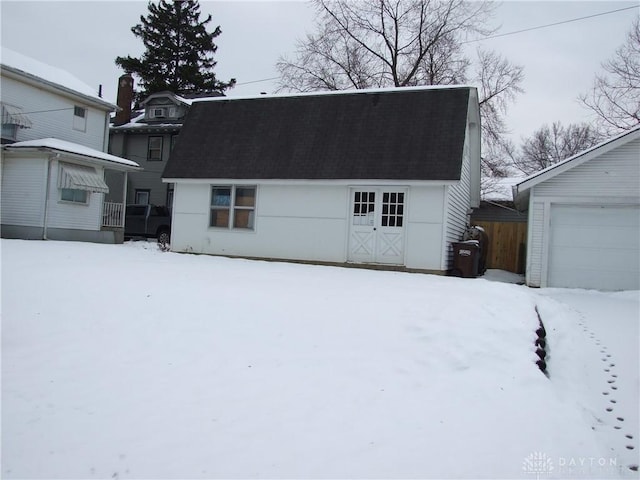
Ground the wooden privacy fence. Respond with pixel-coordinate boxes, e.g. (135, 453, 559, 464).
(473, 221, 527, 273)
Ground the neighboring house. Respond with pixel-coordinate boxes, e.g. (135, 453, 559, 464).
(1, 48, 139, 243)
(162, 86, 481, 273)
(513, 126, 640, 290)
(107, 74, 221, 207)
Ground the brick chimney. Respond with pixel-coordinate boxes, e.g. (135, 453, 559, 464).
(114, 74, 134, 126)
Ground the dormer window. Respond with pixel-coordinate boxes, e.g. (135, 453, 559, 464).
(152, 107, 166, 119)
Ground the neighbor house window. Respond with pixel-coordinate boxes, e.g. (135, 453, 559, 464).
(60, 188, 88, 204)
(135, 189, 150, 205)
(73, 105, 87, 131)
(210, 185, 256, 230)
(2, 103, 32, 142)
(148, 136, 163, 161)
(2, 122, 17, 142)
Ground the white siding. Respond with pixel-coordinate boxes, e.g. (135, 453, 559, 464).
(1, 155, 47, 227)
(1, 75, 109, 151)
(526, 201, 545, 288)
(533, 139, 640, 199)
(171, 182, 449, 270)
(171, 183, 349, 263)
(1, 155, 103, 232)
(46, 159, 103, 231)
(405, 186, 446, 270)
(443, 131, 472, 270)
(527, 137, 640, 289)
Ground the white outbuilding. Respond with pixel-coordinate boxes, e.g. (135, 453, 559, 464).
(163, 86, 481, 273)
(513, 127, 640, 291)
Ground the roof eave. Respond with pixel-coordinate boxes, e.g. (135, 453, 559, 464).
(2, 145, 141, 172)
(161, 177, 460, 185)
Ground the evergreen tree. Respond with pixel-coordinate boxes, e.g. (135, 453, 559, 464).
(116, 0, 235, 99)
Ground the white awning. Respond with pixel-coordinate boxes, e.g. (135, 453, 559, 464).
(58, 163, 109, 193)
(1, 104, 32, 128)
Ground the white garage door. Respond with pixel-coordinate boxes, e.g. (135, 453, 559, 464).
(548, 205, 640, 290)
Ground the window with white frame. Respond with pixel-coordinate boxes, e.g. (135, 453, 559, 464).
(210, 186, 256, 229)
(148, 136, 163, 161)
(60, 188, 88, 204)
(73, 105, 87, 131)
(135, 189, 150, 205)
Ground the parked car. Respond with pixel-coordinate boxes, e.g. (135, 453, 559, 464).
(125, 204, 171, 245)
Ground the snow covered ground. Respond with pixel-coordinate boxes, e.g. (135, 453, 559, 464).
(1, 239, 638, 479)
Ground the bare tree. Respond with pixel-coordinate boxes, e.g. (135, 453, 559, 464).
(277, 0, 524, 180)
(512, 122, 603, 175)
(580, 17, 640, 135)
(278, 0, 493, 90)
(474, 48, 524, 178)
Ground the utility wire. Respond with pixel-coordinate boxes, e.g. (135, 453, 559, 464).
(462, 5, 638, 44)
(235, 76, 280, 86)
(17, 107, 74, 115)
(235, 5, 638, 87)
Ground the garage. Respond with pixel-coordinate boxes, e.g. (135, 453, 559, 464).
(513, 126, 640, 291)
(548, 205, 640, 290)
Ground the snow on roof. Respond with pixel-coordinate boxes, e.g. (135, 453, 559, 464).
(482, 177, 524, 201)
(4, 138, 140, 169)
(194, 84, 476, 103)
(1, 47, 114, 108)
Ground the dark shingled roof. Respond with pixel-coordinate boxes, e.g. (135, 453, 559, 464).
(163, 87, 471, 181)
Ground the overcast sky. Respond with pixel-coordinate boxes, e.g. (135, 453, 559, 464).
(1, 1, 638, 143)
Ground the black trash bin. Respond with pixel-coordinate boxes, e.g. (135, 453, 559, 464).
(451, 241, 480, 278)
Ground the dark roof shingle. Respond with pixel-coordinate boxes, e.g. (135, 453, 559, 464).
(163, 87, 471, 181)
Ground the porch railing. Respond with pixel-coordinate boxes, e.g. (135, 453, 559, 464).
(102, 202, 124, 228)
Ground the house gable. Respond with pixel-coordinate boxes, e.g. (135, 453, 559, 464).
(163, 87, 473, 182)
(530, 137, 639, 200)
(514, 127, 640, 208)
(515, 128, 640, 290)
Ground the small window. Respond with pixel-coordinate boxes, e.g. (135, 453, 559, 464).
(60, 188, 88, 204)
(2, 123, 17, 142)
(381, 192, 404, 227)
(135, 189, 150, 205)
(73, 106, 87, 131)
(152, 108, 165, 118)
(148, 136, 163, 161)
(210, 185, 256, 230)
(353, 191, 375, 226)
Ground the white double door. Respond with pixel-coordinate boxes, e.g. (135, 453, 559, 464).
(348, 187, 407, 265)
